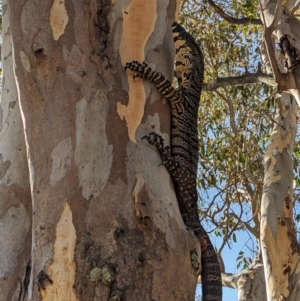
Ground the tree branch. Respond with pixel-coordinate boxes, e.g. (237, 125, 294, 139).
(289, 1, 300, 15)
(206, 0, 262, 25)
(259, 0, 286, 88)
(272, 0, 284, 30)
(217, 272, 238, 288)
(202, 71, 276, 91)
(214, 90, 238, 135)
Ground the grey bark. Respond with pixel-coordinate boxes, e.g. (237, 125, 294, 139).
(0, 1, 32, 300)
(1, 0, 203, 300)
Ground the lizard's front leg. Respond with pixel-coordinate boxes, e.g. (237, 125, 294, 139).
(125, 61, 180, 102)
(125, 61, 156, 80)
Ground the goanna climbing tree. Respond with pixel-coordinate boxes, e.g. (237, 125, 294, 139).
(125, 22, 222, 301)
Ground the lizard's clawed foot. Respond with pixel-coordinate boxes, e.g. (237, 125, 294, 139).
(124, 61, 151, 79)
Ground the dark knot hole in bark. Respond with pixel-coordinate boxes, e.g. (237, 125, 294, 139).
(34, 48, 44, 56)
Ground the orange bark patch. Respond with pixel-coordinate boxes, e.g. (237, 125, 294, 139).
(40, 203, 78, 301)
(118, 0, 157, 142)
(50, 0, 69, 41)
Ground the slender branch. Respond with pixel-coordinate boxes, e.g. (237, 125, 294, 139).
(244, 168, 259, 185)
(202, 71, 276, 91)
(259, 0, 284, 86)
(218, 208, 244, 254)
(214, 90, 238, 135)
(288, 1, 300, 16)
(199, 188, 225, 219)
(273, 0, 284, 29)
(206, 0, 262, 25)
(230, 212, 258, 237)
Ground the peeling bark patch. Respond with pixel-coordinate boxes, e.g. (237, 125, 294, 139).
(133, 173, 153, 227)
(0, 205, 30, 277)
(50, 137, 73, 187)
(20, 51, 31, 72)
(62, 45, 86, 83)
(95, 2, 110, 59)
(118, 0, 157, 142)
(264, 132, 291, 183)
(50, 0, 69, 41)
(263, 221, 295, 300)
(75, 93, 113, 200)
(9, 101, 16, 110)
(40, 202, 78, 301)
(0, 154, 11, 180)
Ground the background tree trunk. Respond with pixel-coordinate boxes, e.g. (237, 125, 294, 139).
(2, 0, 202, 300)
(260, 1, 300, 300)
(260, 92, 299, 301)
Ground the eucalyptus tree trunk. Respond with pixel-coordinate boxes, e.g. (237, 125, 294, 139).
(260, 1, 300, 300)
(0, 1, 32, 299)
(260, 92, 299, 301)
(1, 1, 202, 300)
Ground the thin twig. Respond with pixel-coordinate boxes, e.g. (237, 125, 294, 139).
(206, 0, 262, 25)
(202, 71, 276, 91)
(259, 0, 283, 86)
(287, 0, 300, 16)
(214, 90, 238, 135)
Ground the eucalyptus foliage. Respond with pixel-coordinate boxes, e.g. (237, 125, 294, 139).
(180, 0, 300, 271)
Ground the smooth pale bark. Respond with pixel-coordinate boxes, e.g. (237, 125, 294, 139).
(2, 0, 203, 300)
(222, 262, 267, 301)
(260, 92, 299, 301)
(261, 0, 300, 103)
(260, 1, 300, 300)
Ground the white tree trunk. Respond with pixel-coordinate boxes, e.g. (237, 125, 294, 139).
(260, 92, 299, 301)
(260, 1, 300, 300)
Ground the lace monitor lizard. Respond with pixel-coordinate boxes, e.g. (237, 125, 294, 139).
(125, 22, 222, 301)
